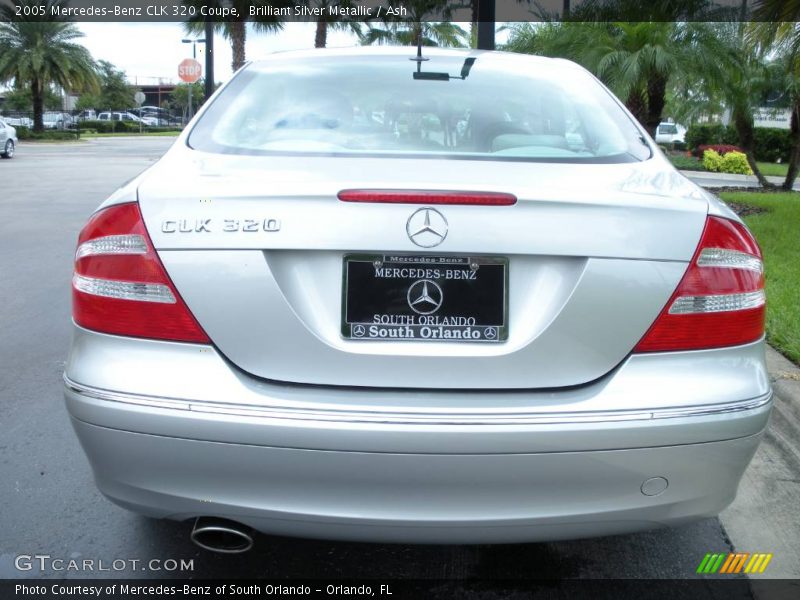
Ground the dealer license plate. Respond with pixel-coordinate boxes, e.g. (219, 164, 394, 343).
(342, 254, 508, 342)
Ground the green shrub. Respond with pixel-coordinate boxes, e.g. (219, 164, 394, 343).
(686, 123, 737, 151)
(687, 123, 792, 162)
(702, 149, 724, 172)
(78, 120, 141, 133)
(720, 151, 753, 175)
(144, 126, 183, 133)
(78, 120, 113, 132)
(16, 129, 79, 141)
(752, 128, 792, 163)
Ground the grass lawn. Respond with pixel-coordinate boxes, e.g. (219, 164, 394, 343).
(719, 191, 800, 364)
(81, 131, 180, 138)
(22, 138, 84, 144)
(668, 154, 706, 171)
(756, 162, 789, 178)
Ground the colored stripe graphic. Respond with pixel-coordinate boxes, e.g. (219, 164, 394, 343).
(745, 555, 759, 573)
(699, 553, 773, 574)
(697, 554, 712, 574)
(720, 553, 736, 573)
(697, 553, 726, 574)
(719, 553, 735, 574)
(733, 553, 750, 573)
(757, 554, 773, 573)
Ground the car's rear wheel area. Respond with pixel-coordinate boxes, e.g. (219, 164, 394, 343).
(1, 140, 14, 159)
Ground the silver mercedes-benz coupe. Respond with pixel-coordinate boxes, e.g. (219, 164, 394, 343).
(65, 47, 772, 552)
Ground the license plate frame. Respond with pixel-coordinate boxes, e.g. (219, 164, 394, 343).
(342, 254, 508, 343)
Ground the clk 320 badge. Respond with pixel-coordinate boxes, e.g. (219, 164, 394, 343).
(161, 219, 281, 233)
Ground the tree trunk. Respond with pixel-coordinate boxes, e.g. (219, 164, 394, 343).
(783, 101, 800, 191)
(315, 19, 327, 48)
(230, 21, 247, 72)
(413, 22, 423, 47)
(645, 74, 667, 138)
(31, 78, 44, 133)
(733, 108, 772, 188)
(625, 90, 646, 127)
(471, 0, 478, 47)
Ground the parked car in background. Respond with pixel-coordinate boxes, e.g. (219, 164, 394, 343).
(65, 48, 771, 551)
(75, 109, 97, 122)
(43, 112, 73, 130)
(655, 121, 686, 145)
(2, 115, 33, 128)
(97, 111, 144, 124)
(0, 118, 17, 158)
(134, 106, 182, 127)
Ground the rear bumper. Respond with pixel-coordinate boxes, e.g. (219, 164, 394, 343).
(64, 327, 772, 543)
(69, 415, 766, 544)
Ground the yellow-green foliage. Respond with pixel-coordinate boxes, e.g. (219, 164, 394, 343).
(720, 151, 753, 175)
(702, 149, 724, 172)
(703, 149, 753, 175)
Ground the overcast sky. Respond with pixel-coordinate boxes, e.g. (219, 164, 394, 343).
(1, 22, 504, 92)
(77, 22, 361, 85)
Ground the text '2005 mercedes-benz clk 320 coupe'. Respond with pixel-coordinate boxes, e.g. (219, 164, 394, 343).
(65, 47, 772, 552)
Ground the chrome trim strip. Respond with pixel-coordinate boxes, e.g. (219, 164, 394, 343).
(64, 375, 773, 426)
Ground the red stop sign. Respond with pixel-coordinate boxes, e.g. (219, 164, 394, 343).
(178, 58, 202, 83)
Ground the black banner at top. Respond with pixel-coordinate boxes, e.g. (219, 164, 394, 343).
(0, 0, 787, 23)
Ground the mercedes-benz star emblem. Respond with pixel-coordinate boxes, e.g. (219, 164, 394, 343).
(407, 279, 444, 315)
(352, 324, 366, 337)
(406, 207, 448, 248)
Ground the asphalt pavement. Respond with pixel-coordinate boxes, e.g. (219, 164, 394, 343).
(0, 139, 798, 594)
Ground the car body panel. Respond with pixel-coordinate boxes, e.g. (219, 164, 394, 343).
(0, 119, 17, 157)
(69, 417, 764, 543)
(65, 48, 772, 543)
(137, 152, 708, 388)
(65, 327, 771, 454)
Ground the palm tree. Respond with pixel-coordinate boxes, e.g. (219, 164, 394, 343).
(505, 22, 687, 136)
(183, 1, 285, 72)
(360, 21, 468, 47)
(752, 0, 800, 21)
(0, 0, 98, 132)
(687, 21, 773, 187)
(359, 0, 468, 48)
(749, 17, 800, 189)
(305, 0, 362, 48)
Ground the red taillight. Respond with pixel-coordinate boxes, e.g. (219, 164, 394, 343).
(72, 202, 210, 343)
(338, 189, 517, 206)
(634, 216, 765, 352)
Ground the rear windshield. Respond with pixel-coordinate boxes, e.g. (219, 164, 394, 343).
(189, 54, 651, 163)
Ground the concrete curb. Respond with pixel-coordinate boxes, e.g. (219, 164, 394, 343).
(679, 170, 789, 187)
(719, 345, 800, 581)
(681, 169, 756, 182)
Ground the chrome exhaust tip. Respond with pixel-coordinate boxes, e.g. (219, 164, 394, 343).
(190, 517, 254, 554)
